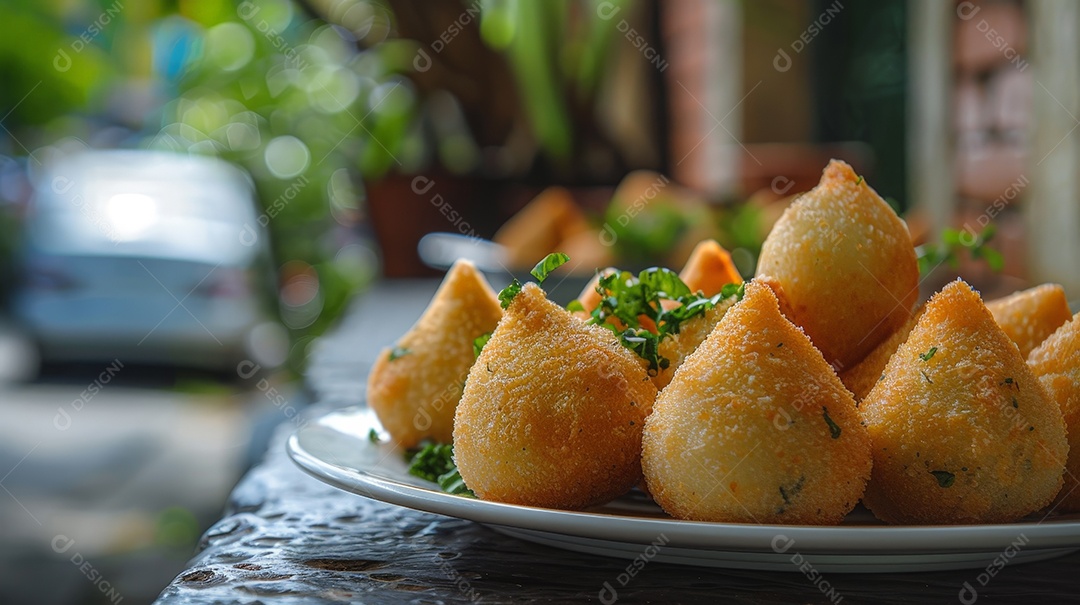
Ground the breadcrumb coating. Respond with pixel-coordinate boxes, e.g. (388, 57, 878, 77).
(861, 280, 1068, 524)
(367, 260, 502, 447)
(987, 283, 1072, 359)
(678, 239, 743, 296)
(643, 280, 871, 525)
(454, 283, 657, 509)
(755, 159, 918, 371)
(1028, 312, 1080, 512)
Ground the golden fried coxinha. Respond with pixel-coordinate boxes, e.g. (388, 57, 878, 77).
(678, 239, 743, 296)
(842, 284, 1070, 402)
(861, 280, 1068, 524)
(756, 160, 918, 371)
(643, 281, 871, 525)
(493, 187, 588, 269)
(987, 283, 1072, 358)
(1029, 312, 1080, 512)
(367, 260, 502, 447)
(454, 283, 657, 510)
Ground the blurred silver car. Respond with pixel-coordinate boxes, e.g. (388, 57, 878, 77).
(13, 150, 278, 370)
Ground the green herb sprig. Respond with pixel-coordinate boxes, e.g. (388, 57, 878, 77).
(405, 442, 475, 497)
(585, 268, 744, 373)
(498, 253, 570, 309)
(917, 225, 1004, 275)
(473, 332, 492, 358)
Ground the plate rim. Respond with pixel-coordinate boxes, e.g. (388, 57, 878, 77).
(287, 406, 1080, 557)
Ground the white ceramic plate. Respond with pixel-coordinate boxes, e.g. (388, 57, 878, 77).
(287, 406, 1080, 573)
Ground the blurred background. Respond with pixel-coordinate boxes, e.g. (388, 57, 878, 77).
(0, 0, 1073, 602)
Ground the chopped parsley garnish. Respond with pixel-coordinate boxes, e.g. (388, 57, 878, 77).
(473, 332, 492, 358)
(619, 329, 669, 376)
(498, 253, 571, 309)
(822, 407, 841, 439)
(917, 225, 1004, 275)
(530, 252, 570, 284)
(931, 470, 955, 488)
(436, 467, 472, 495)
(368, 428, 381, 443)
(498, 278, 522, 309)
(584, 267, 744, 368)
(855, 175, 864, 186)
(919, 346, 937, 362)
(779, 476, 805, 504)
(389, 346, 411, 361)
(406, 442, 475, 497)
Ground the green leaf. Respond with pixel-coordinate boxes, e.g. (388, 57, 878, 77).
(368, 428, 381, 444)
(473, 332, 492, 359)
(619, 328, 668, 376)
(566, 299, 585, 313)
(931, 470, 955, 488)
(822, 407, 841, 439)
(637, 267, 692, 299)
(942, 228, 963, 246)
(919, 346, 938, 362)
(917, 224, 1003, 276)
(389, 346, 411, 361)
(406, 442, 456, 482)
(406, 442, 474, 496)
(720, 282, 746, 300)
(436, 467, 475, 497)
(530, 252, 570, 284)
(982, 247, 1004, 272)
(589, 271, 648, 330)
(499, 278, 522, 309)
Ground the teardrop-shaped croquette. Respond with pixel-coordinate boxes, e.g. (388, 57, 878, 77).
(367, 260, 502, 447)
(861, 280, 1068, 524)
(642, 281, 871, 524)
(652, 299, 738, 391)
(454, 283, 657, 509)
(1028, 312, 1080, 512)
(840, 305, 925, 402)
(755, 160, 918, 371)
(679, 239, 743, 296)
(987, 283, 1072, 358)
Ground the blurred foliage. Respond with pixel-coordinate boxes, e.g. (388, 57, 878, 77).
(0, 0, 657, 367)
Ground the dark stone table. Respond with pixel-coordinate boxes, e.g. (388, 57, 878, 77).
(154, 281, 1080, 604)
